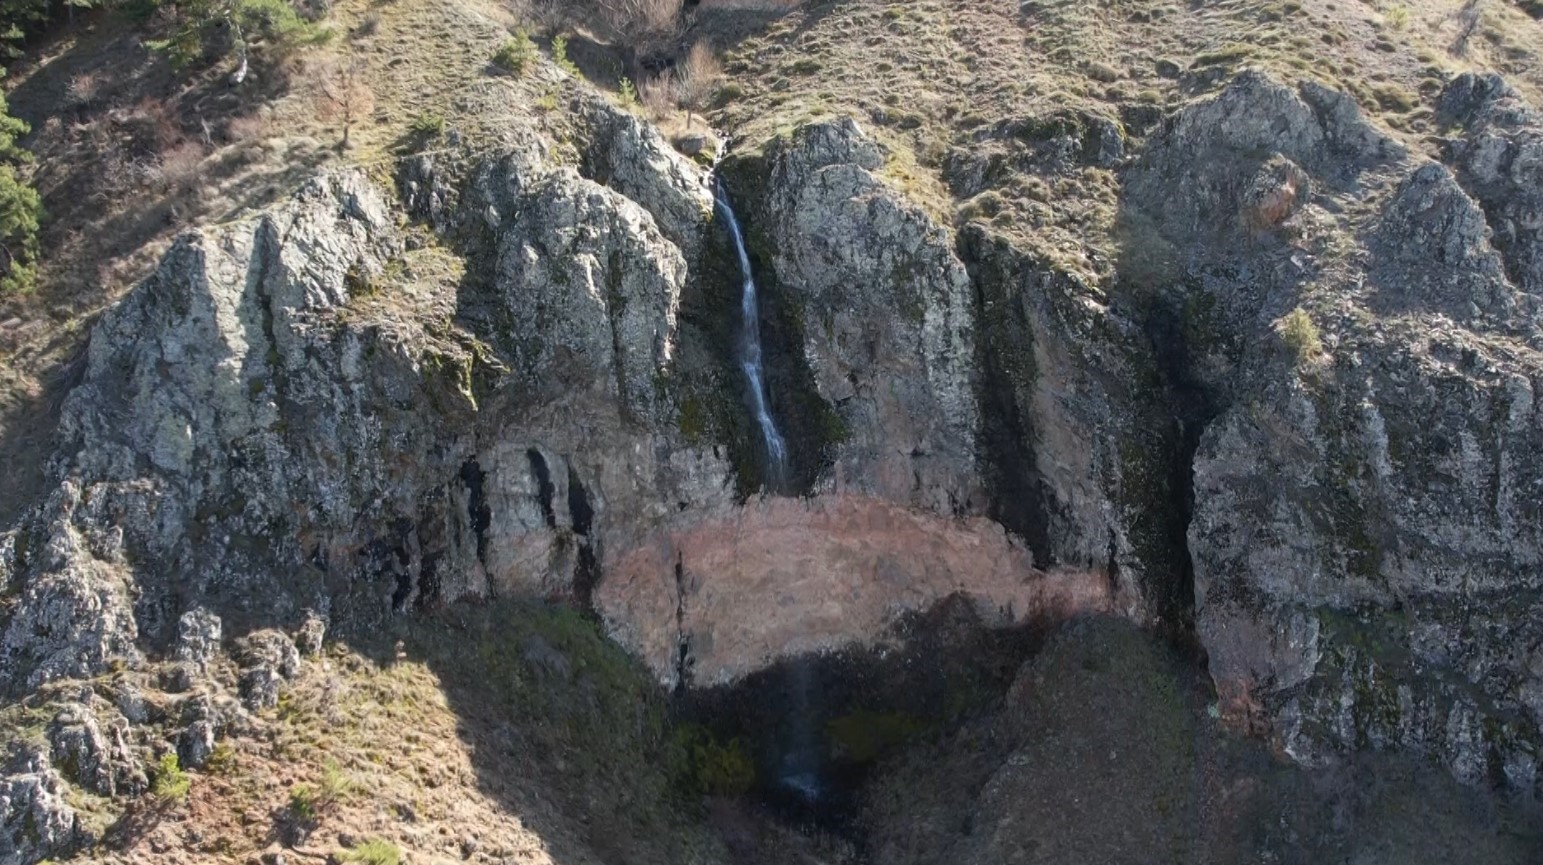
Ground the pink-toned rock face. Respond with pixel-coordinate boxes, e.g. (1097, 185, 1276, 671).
(597, 493, 1123, 688)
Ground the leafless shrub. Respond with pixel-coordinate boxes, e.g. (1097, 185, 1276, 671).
(311, 56, 375, 149)
(697, 0, 803, 8)
(674, 41, 721, 129)
(638, 73, 674, 117)
(127, 97, 186, 151)
(1451, 0, 1487, 56)
(600, 0, 683, 35)
(535, 0, 682, 48)
(92, 150, 141, 199)
(351, 12, 381, 39)
(66, 72, 103, 109)
(148, 141, 207, 194)
(225, 113, 270, 144)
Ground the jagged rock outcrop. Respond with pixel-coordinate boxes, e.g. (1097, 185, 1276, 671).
(1176, 72, 1543, 795)
(1439, 73, 1543, 300)
(1, 751, 79, 865)
(497, 168, 687, 425)
(7, 44, 1541, 836)
(1, 481, 142, 691)
(49, 702, 143, 797)
(739, 119, 982, 513)
(0, 107, 741, 702)
(578, 104, 714, 257)
(961, 228, 1183, 615)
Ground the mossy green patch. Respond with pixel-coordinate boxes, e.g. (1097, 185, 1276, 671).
(826, 710, 927, 763)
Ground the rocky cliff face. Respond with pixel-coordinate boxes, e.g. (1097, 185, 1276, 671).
(1162, 73, 1543, 794)
(4, 53, 1543, 861)
(0, 94, 1122, 710)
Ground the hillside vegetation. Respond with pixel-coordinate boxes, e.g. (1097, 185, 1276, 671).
(2, 1, 1543, 863)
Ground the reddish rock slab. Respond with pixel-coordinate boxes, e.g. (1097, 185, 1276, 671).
(597, 493, 1125, 688)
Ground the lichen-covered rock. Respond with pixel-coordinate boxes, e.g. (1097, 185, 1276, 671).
(496, 169, 686, 425)
(177, 692, 241, 769)
(1439, 73, 1543, 299)
(1125, 70, 1403, 244)
(49, 702, 142, 797)
(579, 103, 714, 257)
(1183, 75, 1543, 796)
(234, 630, 302, 710)
(0, 751, 79, 865)
(294, 609, 327, 656)
(752, 118, 981, 513)
(174, 608, 222, 673)
(1372, 163, 1526, 324)
(0, 481, 140, 690)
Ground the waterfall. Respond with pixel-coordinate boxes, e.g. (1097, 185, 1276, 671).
(714, 175, 821, 806)
(713, 179, 790, 487)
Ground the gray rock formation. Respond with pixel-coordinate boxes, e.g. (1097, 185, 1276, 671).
(174, 608, 222, 673)
(496, 168, 686, 425)
(1439, 73, 1543, 300)
(751, 119, 982, 514)
(235, 630, 302, 710)
(49, 702, 142, 797)
(0, 751, 79, 865)
(1174, 73, 1543, 796)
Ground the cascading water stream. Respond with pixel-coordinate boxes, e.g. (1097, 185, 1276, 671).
(710, 170, 822, 806)
(713, 178, 790, 489)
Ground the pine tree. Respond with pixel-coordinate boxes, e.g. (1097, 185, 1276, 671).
(145, 0, 332, 81)
(0, 79, 38, 294)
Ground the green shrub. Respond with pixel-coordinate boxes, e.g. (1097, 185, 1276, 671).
(409, 112, 446, 138)
(618, 76, 638, 108)
(289, 759, 354, 821)
(551, 34, 579, 76)
(204, 743, 238, 775)
(288, 783, 318, 821)
(674, 725, 755, 796)
(339, 838, 401, 865)
(493, 29, 536, 75)
(1279, 307, 1323, 362)
(1384, 4, 1409, 29)
(150, 753, 191, 802)
(319, 759, 356, 805)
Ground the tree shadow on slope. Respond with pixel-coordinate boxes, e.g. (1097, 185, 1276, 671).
(858, 616, 1543, 865)
(398, 600, 721, 865)
(0, 321, 88, 527)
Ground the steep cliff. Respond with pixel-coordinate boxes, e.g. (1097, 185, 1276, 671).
(3, 0, 1543, 860)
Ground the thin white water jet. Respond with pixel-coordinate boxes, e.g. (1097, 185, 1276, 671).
(713, 178, 790, 487)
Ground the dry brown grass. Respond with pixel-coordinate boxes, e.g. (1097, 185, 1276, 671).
(704, 0, 1541, 264)
(78, 602, 719, 865)
(676, 40, 722, 129)
(0, 0, 556, 515)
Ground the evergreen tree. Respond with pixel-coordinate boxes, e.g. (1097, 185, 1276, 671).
(145, 0, 332, 81)
(0, 78, 38, 294)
